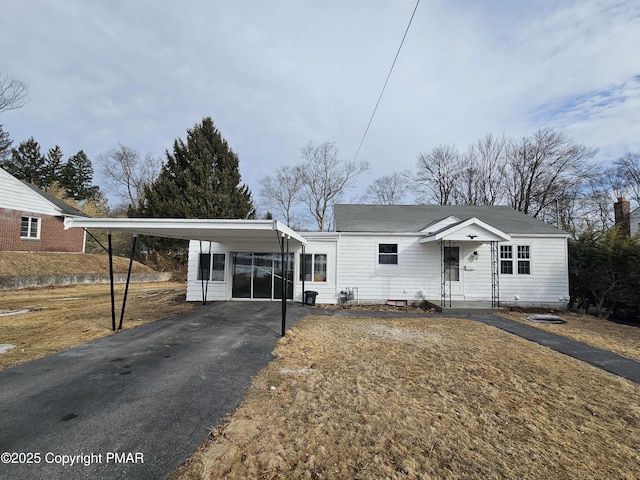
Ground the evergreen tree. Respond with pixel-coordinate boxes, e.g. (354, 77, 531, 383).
(6, 137, 47, 187)
(44, 145, 64, 185)
(0, 124, 12, 163)
(136, 117, 255, 219)
(60, 150, 100, 200)
(569, 228, 640, 318)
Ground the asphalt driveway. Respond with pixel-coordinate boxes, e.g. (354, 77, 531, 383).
(2, 302, 638, 479)
(0, 301, 311, 480)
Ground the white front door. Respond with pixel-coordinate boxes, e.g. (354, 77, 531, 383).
(443, 245, 463, 297)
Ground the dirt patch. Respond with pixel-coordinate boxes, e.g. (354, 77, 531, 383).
(0, 281, 195, 370)
(171, 316, 640, 479)
(318, 302, 437, 313)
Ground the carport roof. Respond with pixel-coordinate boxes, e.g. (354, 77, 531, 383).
(64, 218, 307, 247)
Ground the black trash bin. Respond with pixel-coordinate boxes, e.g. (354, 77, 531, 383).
(304, 290, 318, 306)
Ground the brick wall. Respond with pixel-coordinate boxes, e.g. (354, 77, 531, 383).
(0, 207, 85, 252)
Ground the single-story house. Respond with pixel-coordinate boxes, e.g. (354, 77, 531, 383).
(0, 167, 87, 252)
(185, 204, 570, 309)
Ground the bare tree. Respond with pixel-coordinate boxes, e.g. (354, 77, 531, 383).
(0, 73, 29, 112)
(296, 141, 369, 231)
(361, 172, 408, 205)
(612, 152, 640, 205)
(97, 144, 161, 208)
(464, 133, 507, 205)
(260, 165, 303, 227)
(505, 128, 597, 220)
(412, 144, 461, 205)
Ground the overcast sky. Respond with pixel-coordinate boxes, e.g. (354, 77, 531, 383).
(2, 0, 640, 214)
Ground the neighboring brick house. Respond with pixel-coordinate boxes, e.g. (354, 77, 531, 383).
(0, 167, 88, 252)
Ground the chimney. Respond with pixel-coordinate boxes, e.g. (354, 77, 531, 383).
(614, 197, 631, 237)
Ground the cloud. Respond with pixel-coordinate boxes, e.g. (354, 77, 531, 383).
(1, 0, 639, 210)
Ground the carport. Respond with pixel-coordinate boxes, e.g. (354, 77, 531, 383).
(64, 218, 307, 336)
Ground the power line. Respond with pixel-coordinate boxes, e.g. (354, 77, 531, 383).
(352, 0, 421, 163)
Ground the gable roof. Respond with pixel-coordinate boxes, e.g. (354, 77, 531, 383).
(419, 217, 512, 242)
(0, 166, 88, 217)
(21, 182, 88, 217)
(334, 204, 566, 235)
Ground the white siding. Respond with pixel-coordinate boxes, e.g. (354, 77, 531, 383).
(186, 232, 569, 308)
(496, 236, 569, 308)
(631, 208, 640, 236)
(186, 237, 337, 303)
(0, 168, 61, 216)
(336, 234, 441, 304)
(335, 233, 569, 307)
(186, 241, 230, 302)
(294, 235, 339, 304)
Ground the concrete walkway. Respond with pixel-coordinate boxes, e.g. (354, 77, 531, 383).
(0, 302, 311, 480)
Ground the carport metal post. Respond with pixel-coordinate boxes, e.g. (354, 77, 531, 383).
(118, 234, 138, 330)
(301, 244, 305, 303)
(279, 233, 290, 337)
(108, 231, 116, 332)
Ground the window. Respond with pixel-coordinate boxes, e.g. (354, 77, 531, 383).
(517, 245, 530, 275)
(500, 245, 513, 274)
(444, 246, 460, 281)
(20, 216, 40, 239)
(378, 244, 398, 265)
(500, 245, 531, 275)
(197, 253, 225, 281)
(300, 254, 327, 282)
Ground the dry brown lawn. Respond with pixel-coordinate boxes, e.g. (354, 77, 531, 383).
(501, 310, 640, 362)
(0, 251, 155, 275)
(171, 315, 640, 480)
(0, 281, 194, 370)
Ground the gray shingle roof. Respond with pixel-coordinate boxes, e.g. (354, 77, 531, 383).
(21, 181, 89, 217)
(334, 204, 565, 235)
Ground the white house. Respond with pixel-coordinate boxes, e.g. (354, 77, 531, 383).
(631, 206, 640, 237)
(186, 204, 570, 309)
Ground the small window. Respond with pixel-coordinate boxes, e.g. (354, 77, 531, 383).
(197, 253, 225, 281)
(299, 254, 327, 282)
(20, 216, 40, 239)
(378, 244, 398, 265)
(500, 245, 513, 275)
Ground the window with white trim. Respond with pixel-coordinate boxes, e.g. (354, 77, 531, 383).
(20, 216, 40, 239)
(517, 245, 531, 274)
(378, 244, 398, 265)
(500, 244, 531, 275)
(300, 254, 327, 282)
(197, 253, 225, 281)
(500, 245, 513, 274)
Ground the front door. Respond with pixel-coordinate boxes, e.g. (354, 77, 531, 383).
(443, 245, 462, 297)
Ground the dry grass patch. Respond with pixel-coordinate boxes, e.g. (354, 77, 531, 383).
(0, 281, 194, 370)
(172, 316, 640, 480)
(500, 310, 640, 362)
(0, 251, 155, 276)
